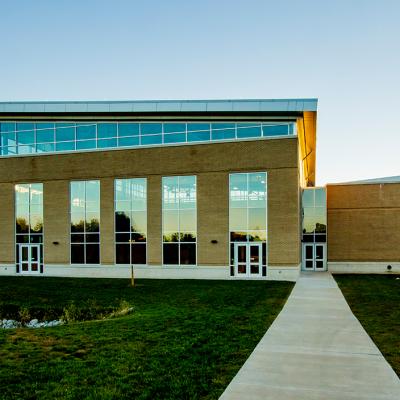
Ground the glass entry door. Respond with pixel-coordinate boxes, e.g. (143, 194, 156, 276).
(234, 243, 262, 277)
(302, 243, 326, 271)
(19, 244, 41, 274)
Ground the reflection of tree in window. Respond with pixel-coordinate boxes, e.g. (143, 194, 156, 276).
(16, 218, 29, 233)
(163, 232, 180, 242)
(230, 232, 247, 241)
(229, 173, 267, 275)
(71, 220, 85, 232)
(301, 188, 327, 243)
(115, 212, 130, 231)
(180, 233, 195, 242)
(162, 176, 196, 265)
(249, 234, 262, 242)
(70, 181, 100, 264)
(31, 221, 43, 233)
(86, 219, 99, 232)
(131, 233, 146, 242)
(114, 178, 147, 265)
(315, 223, 326, 233)
(15, 183, 44, 272)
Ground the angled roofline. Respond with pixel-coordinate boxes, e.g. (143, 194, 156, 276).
(0, 98, 318, 114)
(327, 175, 400, 186)
(0, 98, 318, 185)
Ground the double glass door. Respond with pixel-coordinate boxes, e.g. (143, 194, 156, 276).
(19, 244, 41, 274)
(302, 243, 326, 271)
(234, 243, 262, 277)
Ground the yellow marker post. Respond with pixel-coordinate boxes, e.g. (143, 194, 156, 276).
(131, 265, 135, 287)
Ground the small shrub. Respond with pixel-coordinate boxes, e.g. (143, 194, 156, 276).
(61, 299, 115, 323)
(62, 302, 81, 323)
(118, 299, 131, 313)
(18, 306, 31, 324)
(108, 299, 134, 318)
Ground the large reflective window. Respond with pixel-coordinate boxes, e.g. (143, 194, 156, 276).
(211, 123, 235, 140)
(70, 180, 100, 264)
(15, 183, 44, 272)
(187, 123, 210, 142)
(17, 130, 35, 145)
(141, 123, 162, 135)
(76, 140, 96, 150)
(76, 124, 96, 140)
(0, 120, 296, 156)
(56, 123, 75, 142)
(141, 135, 162, 145)
(162, 176, 196, 265)
(97, 123, 117, 139)
(302, 188, 327, 243)
(262, 124, 290, 136)
(229, 172, 267, 272)
(141, 124, 162, 145)
(1, 132, 16, 147)
(115, 178, 147, 265)
(118, 123, 139, 137)
(237, 123, 261, 138)
(164, 123, 186, 133)
(36, 123, 55, 143)
(118, 136, 139, 147)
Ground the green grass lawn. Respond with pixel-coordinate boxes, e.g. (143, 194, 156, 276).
(334, 274, 400, 377)
(0, 277, 293, 399)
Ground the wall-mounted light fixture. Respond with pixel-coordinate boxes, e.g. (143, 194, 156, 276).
(52, 241, 59, 245)
(211, 240, 218, 244)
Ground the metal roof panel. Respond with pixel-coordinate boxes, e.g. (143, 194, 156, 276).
(0, 98, 318, 114)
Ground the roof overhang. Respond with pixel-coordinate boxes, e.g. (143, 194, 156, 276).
(0, 98, 318, 114)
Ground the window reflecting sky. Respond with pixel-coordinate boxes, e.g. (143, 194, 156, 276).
(70, 180, 100, 232)
(302, 188, 327, 235)
(163, 176, 196, 240)
(15, 183, 43, 236)
(0, 121, 293, 157)
(114, 177, 147, 269)
(229, 172, 267, 242)
(162, 175, 197, 265)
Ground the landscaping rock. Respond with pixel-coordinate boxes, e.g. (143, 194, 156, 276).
(0, 318, 64, 329)
(26, 319, 39, 327)
(0, 319, 21, 329)
(47, 320, 63, 327)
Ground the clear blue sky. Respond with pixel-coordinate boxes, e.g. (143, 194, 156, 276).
(1, 0, 399, 185)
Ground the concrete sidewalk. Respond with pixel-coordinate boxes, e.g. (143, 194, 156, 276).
(220, 272, 400, 400)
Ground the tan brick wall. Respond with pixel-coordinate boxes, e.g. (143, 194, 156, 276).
(327, 183, 400, 262)
(0, 183, 14, 264)
(100, 178, 115, 264)
(268, 168, 300, 266)
(327, 183, 400, 209)
(0, 138, 300, 267)
(0, 139, 297, 183)
(147, 175, 162, 265)
(197, 172, 229, 266)
(43, 180, 69, 264)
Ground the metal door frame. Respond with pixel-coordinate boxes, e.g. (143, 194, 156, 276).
(19, 244, 41, 274)
(302, 243, 327, 271)
(234, 242, 263, 277)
